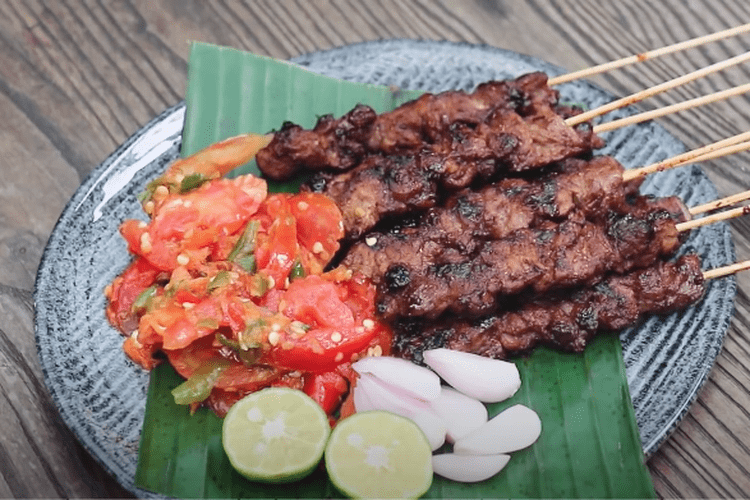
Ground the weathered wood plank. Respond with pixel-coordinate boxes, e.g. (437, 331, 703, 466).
(0, 287, 131, 498)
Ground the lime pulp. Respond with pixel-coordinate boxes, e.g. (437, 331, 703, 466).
(325, 410, 433, 498)
(222, 387, 330, 483)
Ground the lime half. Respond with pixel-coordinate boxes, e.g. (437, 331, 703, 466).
(325, 411, 433, 498)
(222, 387, 330, 483)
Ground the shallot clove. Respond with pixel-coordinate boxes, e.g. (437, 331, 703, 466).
(355, 373, 446, 450)
(352, 355, 442, 401)
(422, 348, 521, 403)
(432, 453, 511, 483)
(352, 377, 376, 413)
(453, 404, 541, 455)
(429, 386, 487, 443)
(411, 409, 447, 451)
(355, 373, 431, 416)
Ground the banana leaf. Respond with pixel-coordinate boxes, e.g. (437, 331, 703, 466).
(134, 42, 656, 499)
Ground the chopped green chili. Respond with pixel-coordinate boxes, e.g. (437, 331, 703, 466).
(227, 220, 260, 265)
(289, 260, 305, 281)
(235, 255, 256, 273)
(216, 333, 262, 366)
(131, 285, 158, 313)
(180, 173, 208, 192)
(239, 319, 267, 348)
(171, 358, 231, 405)
(250, 275, 270, 297)
(208, 271, 231, 292)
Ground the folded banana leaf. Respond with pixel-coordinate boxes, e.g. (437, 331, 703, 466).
(134, 42, 656, 499)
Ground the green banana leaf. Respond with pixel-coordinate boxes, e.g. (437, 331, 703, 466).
(134, 42, 656, 499)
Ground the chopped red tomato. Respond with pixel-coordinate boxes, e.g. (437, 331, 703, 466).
(107, 160, 390, 420)
(281, 275, 355, 329)
(120, 176, 266, 271)
(166, 337, 279, 391)
(336, 365, 359, 422)
(122, 334, 162, 370)
(260, 275, 387, 372)
(290, 192, 343, 272)
(303, 370, 350, 416)
(254, 195, 298, 288)
(106, 257, 163, 334)
(205, 371, 305, 418)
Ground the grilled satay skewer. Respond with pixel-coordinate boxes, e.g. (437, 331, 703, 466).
(336, 155, 655, 253)
(366, 198, 749, 321)
(346, 191, 750, 326)
(259, 61, 750, 185)
(315, 129, 750, 239)
(594, 83, 750, 134)
(342, 136, 750, 283)
(704, 259, 750, 280)
(624, 131, 750, 181)
(258, 24, 750, 182)
(678, 203, 750, 231)
(258, 72, 602, 183)
(373, 202, 699, 321)
(392, 254, 710, 363)
(691, 188, 750, 215)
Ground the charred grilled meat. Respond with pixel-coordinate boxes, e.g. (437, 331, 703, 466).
(307, 150, 633, 240)
(303, 153, 441, 239)
(261, 73, 603, 238)
(340, 155, 682, 279)
(392, 254, 705, 363)
(257, 72, 592, 180)
(252, 72, 705, 363)
(300, 115, 603, 238)
(373, 207, 684, 320)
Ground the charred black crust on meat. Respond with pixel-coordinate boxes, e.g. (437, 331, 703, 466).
(392, 255, 705, 362)
(384, 265, 411, 291)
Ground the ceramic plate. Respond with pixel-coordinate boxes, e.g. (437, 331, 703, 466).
(34, 40, 736, 495)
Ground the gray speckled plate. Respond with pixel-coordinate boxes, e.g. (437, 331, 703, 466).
(34, 40, 735, 495)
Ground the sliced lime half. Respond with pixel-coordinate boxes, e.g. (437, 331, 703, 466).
(222, 387, 330, 483)
(325, 410, 433, 498)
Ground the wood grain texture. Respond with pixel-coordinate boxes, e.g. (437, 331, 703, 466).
(1, 0, 749, 497)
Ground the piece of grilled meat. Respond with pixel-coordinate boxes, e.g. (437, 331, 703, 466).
(303, 111, 605, 240)
(257, 72, 572, 180)
(392, 254, 705, 363)
(373, 207, 684, 320)
(300, 113, 605, 239)
(261, 73, 604, 238)
(341, 154, 689, 295)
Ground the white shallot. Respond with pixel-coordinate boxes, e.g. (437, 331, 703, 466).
(355, 373, 430, 416)
(411, 408, 448, 451)
(432, 453, 511, 483)
(352, 377, 375, 413)
(429, 386, 487, 443)
(355, 372, 445, 450)
(422, 348, 521, 403)
(453, 404, 541, 455)
(352, 355, 441, 401)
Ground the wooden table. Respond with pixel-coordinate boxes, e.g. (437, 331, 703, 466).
(2, 1, 749, 497)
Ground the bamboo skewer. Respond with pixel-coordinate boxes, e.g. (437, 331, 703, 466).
(704, 259, 750, 280)
(566, 51, 750, 127)
(623, 131, 750, 181)
(677, 204, 750, 232)
(691, 189, 750, 216)
(592, 82, 750, 134)
(549, 23, 750, 86)
(687, 140, 750, 164)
